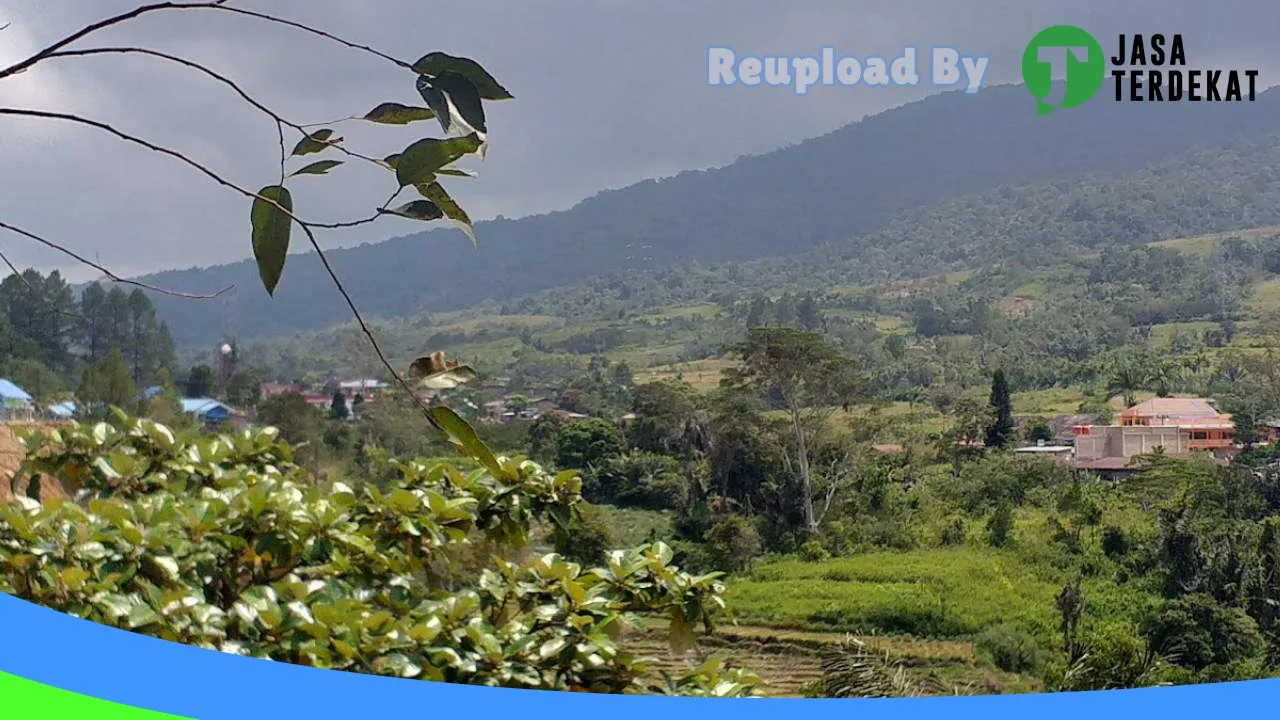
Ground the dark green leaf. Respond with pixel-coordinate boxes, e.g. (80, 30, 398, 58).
(289, 160, 344, 177)
(291, 129, 339, 156)
(25, 475, 40, 501)
(417, 73, 486, 136)
(394, 135, 482, 187)
(427, 406, 501, 476)
(363, 102, 437, 125)
(411, 52, 514, 100)
(415, 77, 452, 136)
(250, 185, 293, 296)
(379, 200, 444, 222)
(415, 182, 476, 246)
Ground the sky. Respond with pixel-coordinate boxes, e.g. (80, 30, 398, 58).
(1, 0, 1277, 281)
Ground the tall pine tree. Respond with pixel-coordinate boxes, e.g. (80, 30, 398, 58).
(985, 368, 1015, 449)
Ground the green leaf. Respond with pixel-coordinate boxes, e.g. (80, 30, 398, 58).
(668, 609, 698, 653)
(379, 201, 444, 222)
(394, 135, 482, 187)
(250, 185, 293, 296)
(411, 52, 514, 100)
(415, 182, 476, 246)
(363, 102, 437, 125)
(289, 160, 344, 177)
(427, 406, 501, 476)
(291, 129, 339, 156)
(417, 72, 487, 136)
(127, 603, 160, 629)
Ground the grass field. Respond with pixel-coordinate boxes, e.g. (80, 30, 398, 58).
(633, 357, 739, 390)
(722, 548, 1063, 640)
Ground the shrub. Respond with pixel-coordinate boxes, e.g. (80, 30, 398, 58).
(987, 501, 1014, 547)
(940, 517, 967, 546)
(976, 624, 1046, 674)
(0, 414, 760, 696)
(799, 540, 831, 562)
(703, 515, 764, 573)
(1144, 594, 1264, 671)
(1101, 526, 1130, 559)
(551, 504, 613, 566)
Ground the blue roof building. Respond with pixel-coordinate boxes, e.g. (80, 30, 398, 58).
(47, 401, 77, 419)
(179, 398, 237, 424)
(0, 379, 34, 421)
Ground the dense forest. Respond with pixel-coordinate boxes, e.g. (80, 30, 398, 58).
(137, 84, 1280, 345)
(0, 271, 177, 402)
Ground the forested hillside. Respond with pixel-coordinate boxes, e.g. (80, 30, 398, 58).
(140, 84, 1280, 345)
(508, 133, 1280, 319)
(0, 272, 177, 402)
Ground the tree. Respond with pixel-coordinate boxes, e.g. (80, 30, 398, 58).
(257, 391, 325, 447)
(628, 381, 699, 456)
(3, 416, 759, 696)
(725, 327, 863, 534)
(329, 391, 350, 421)
(77, 347, 137, 414)
(184, 364, 215, 398)
(0, 4, 762, 696)
(987, 500, 1014, 547)
(555, 418, 626, 472)
(984, 369, 1015, 450)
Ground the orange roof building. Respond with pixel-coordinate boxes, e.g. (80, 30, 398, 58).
(1117, 398, 1234, 451)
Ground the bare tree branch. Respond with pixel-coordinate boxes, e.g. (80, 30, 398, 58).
(0, 2, 214, 81)
(41, 47, 390, 171)
(0, 108, 388, 229)
(0, 221, 232, 299)
(0, 248, 85, 321)
(291, 222, 445, 432)
(206, 5, 412, 71)
(0, 3, 445, 431)
(0, 2, 409, 83)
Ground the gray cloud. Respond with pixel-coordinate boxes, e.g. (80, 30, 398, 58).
(2, 0, 1278, 281)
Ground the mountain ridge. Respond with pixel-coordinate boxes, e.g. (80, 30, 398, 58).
(138, 83, 1280, 346)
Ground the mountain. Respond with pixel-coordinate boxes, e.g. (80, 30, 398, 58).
(139, 83, 1280, 346)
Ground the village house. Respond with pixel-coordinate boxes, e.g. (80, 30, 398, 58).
(180, 398, 246, 430)
(1070, 397, 1235, 477)
(0, 380, 35, 422)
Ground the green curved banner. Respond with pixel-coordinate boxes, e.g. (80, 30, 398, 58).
(0, 671, 190, 719)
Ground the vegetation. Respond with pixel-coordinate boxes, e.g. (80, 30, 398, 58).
(10, 1, 1280, 701)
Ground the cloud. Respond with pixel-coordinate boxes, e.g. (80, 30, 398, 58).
(1, 0, 1278, 282)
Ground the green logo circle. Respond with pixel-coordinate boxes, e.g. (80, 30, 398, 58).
(1022, 25, 1105, 114)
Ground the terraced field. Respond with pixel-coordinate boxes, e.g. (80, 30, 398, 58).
(623, 620, 1036, 697)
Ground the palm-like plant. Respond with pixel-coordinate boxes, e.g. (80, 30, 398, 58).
(810, 641, 964, 698)
(1105, 358, 1148, 408)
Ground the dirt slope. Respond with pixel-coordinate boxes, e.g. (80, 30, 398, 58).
(0, 423, 69, 503)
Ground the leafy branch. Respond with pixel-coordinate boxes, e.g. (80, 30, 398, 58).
(0, 2, 511, 438)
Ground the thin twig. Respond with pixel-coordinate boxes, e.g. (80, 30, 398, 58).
(293, 223, 443, 432)
(42, 47, 389, 174)
(0, 248, 85, 321)
(0, 2, 213, 81)
(207, 5, 412, 70)
(276, 120, 286, 184)
(0, 221, 232, 299)
(0, 108, 388, 230)
(0, 2, 409, 82)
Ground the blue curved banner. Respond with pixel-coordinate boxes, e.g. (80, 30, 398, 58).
(0, 591, 1277, 718)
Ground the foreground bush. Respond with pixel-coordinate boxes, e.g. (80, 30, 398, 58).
(0, 413, 759, 696)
